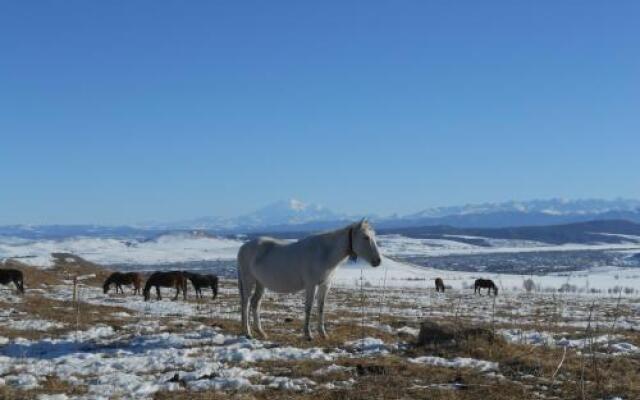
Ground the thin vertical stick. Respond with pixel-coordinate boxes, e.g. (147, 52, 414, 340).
(453, 296, 462, 338)
(491, 294, 496, 336)
(607, 290, 623, 353)
(360, 262, 366, 342)
(551, 346, 567, 384)
(378, 263, 389, 325)
(580, 301, 595, 400)
(75, 282, 81, 345)
(72, 276, 78, 303)
(591, 305, 601, 392)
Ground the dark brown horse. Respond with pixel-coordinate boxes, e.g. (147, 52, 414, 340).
(103, 272, 143, 295)
(474, 279, 498, 296)
(435, 277, 445, 293)
(185, 272, 219, 299)
(143, 271, 187, 301)
(0, 269, 24, 294)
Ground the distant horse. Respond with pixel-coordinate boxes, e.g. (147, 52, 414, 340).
(143, 271, 187, 301)
(237, 219, 382, 340)
(435, 277, 445, 293)
(474, 279, 498, 296)
(0, 269, 24, 294)
(103, 272, 142, 295)
(185, 272, 218, 299)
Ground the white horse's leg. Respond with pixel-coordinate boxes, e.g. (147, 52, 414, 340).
(303, 285, 317, 340)
(316, 283, 331, 338)
(239, 272, 256, 338)
(251, 283, 267, 339)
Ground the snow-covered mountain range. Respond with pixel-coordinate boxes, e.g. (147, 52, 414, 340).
(381, 198, 640, 229)
(405, 198, 640, 219)
(2, 198, 640, 238)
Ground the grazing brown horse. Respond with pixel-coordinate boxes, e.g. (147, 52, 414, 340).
(103, 272, 142, 295)
(474, 279, 498, 296)
(185, 272, 219, 300)
(435, 277, 445, 293)
(0, 269, 24, 294)
(143, 271, 187, 301)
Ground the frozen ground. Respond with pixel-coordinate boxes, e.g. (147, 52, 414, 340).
(1, 232, 640, 398)
(0, 278, 503, 399)
(0, 265, 639, 399)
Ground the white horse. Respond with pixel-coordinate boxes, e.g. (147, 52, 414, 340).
(237, 220, 382, 340)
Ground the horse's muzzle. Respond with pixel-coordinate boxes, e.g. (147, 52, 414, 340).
(372, 257, 381, 267)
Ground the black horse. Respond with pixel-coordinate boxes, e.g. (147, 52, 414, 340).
(103, 272, 143, 295)
(185, 272, 218, 299)
(0, 269, 25, 294)
(143, 271, 188, 301)
(474, 279, 498, 296)
(434, 277, 445, 293)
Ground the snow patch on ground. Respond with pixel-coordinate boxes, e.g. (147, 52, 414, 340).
(396, 326, 420, 337)
(343, 337, 391, 355)
(5, 319, 65, 331)
(312, 364, 354, 376)
(408, 356, 498, 372)
(500, 329, 640, 354)
(0, 307, 65, 331)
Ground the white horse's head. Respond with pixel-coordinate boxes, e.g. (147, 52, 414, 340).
(350, 219, 382, 267)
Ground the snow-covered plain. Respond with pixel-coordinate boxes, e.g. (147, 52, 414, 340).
(0, 233, 242, 268)
(2, 230, 640, 273)
(377, 233, 640, 257)
(2, 228, 640, 301)
(2, 230, 640, 294)
(333, 256, 640, 296)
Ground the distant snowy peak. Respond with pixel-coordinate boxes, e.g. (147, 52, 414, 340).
(288, 198, 308, 211)
(151, 198, 349, 231)
(407, 198, 640, 219)
(237, 198, 346, 227)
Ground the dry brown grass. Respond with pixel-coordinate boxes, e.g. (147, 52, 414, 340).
(406, 320, 640, 400)
(50, 253, 113, 286)
(3, 255, 113, 290)
(0, 294, 132, 341)
(0, 375, 87, 400)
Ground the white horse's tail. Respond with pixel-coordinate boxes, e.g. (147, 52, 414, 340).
(237, 241, 258, 337)
(237, 244, 246, 301)
(237, 241, 255, 301)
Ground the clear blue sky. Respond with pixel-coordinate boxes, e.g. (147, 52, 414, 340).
(1, 1, 639, 225)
